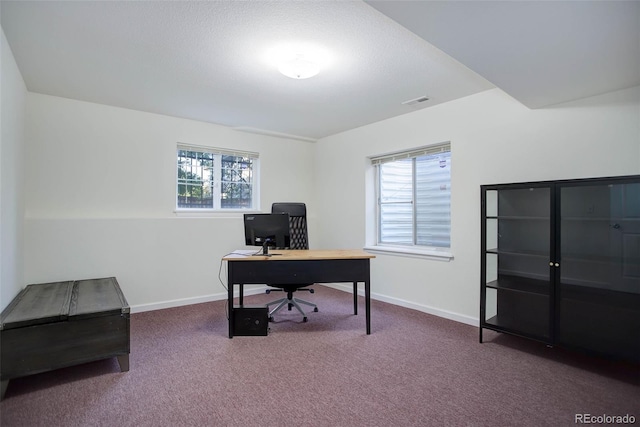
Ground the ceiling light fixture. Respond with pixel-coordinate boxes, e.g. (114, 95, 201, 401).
(266, 43, 330, 80)
(278, 54, 320, 79)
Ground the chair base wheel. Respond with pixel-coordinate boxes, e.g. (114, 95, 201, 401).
(313, 307, 318, 312)
(303, 317, 308, 322)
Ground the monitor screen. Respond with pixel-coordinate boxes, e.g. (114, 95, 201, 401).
(244, 213, 290, 254)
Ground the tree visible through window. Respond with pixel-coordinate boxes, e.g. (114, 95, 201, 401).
(177, 146, 258, 210)
(374, 143, 451, 248)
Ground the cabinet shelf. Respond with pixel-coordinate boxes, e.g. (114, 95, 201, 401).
(560, 283, 640, 310)
(486, 275, 550, 296)
(484, 315, 550, 340)
(487, 216, 550, 220)
(561, 253, 624, 263)
(486, 248, 549, 257)
(562, 217, 640, 222)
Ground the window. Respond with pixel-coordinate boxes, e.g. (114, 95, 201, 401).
(372, 142, 451, 250)
(176, 145, 259, 210)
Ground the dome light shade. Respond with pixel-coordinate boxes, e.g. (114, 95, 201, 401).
(278, 55, 320, 79)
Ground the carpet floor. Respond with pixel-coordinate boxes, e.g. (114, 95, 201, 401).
(1, 285, 638, 426)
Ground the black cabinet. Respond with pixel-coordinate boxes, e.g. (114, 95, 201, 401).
(480, 176, 640, 362)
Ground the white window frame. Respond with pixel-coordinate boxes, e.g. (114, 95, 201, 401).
(366, 142, 453, 261)
(175, 143, 260, 214)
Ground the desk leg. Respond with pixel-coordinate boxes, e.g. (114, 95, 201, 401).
(353, 282, 358, 315)
(228, 268, 234, 339)
(239, 284, 244, 305)
(365, 281, 371, 335)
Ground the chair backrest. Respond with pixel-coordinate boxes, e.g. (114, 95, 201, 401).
(271, 203, 309, 250)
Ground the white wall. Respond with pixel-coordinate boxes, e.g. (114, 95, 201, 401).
(314, 86, 640, 325)
(13, 71, 640, 325)
(23, 94, 315, 311)
(0, 29, 27, 311)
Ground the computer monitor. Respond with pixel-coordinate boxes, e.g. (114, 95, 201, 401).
(243, 213, 290, 255)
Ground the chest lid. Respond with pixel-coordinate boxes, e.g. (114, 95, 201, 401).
(0, 281, 74, 330)
(69, 277, 130, 320)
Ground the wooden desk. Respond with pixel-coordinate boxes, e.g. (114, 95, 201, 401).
(223, 249, 375, 338)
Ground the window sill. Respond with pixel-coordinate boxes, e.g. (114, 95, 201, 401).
(174, 209, 259, 217)
(364, 245, 453, 261)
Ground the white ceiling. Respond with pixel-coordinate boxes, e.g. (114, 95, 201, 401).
(366, 0, 640, 109)
(1, 1, 638, 142)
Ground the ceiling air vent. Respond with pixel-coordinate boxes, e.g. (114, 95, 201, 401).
(402, 96, 430, 107)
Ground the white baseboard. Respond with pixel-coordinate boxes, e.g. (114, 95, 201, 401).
(130, 286, 269, 313)
(323, 283, 479, 327)
(131, 283, 479, 328)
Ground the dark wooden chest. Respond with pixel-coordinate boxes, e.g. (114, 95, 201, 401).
(0, 277, 130, 399)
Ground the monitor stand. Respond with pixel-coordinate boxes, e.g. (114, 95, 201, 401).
(262, 240, 272, 256)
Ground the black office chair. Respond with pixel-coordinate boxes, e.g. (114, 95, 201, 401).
(265, 202, 318, 322)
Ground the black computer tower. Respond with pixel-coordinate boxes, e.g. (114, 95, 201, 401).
(233, 305, 269, 336)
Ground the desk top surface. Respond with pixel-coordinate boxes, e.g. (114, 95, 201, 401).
(223, 249, 375, 261)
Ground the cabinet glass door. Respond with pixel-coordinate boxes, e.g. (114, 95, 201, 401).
(558, 181, 640, 359)
(483, 186, 552, 340)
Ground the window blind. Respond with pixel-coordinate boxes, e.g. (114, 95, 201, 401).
(370, 142, 450, 165)
(375, 142, 451, 248)
(177, 143, 259, 159)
